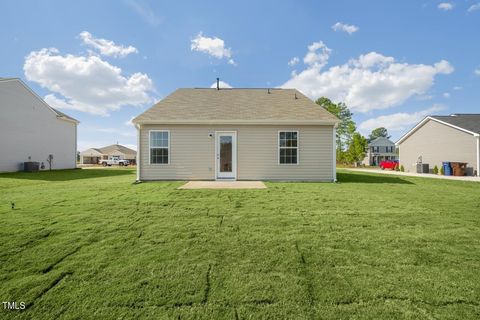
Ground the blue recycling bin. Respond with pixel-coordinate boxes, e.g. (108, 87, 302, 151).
(442, 162, 452, 176)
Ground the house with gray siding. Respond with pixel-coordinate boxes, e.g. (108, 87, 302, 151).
(362, 137, 397, 166)
(0, 78, 78, 172)
(396, 114, 480, 176)
(132, 86, 339, 181)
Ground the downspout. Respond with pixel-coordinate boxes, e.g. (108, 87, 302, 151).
(135, 123, 141, 181)
(476, 134, 480, 177)
(333, 124, 337, 182)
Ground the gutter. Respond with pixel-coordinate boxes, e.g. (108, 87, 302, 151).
(476, 134, 480, 177)
(135, 123, 141, 182)
(133, 120, 340, 126)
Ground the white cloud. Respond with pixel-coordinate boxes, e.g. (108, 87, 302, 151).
(288, 56, 300, 66)
(467, 3, 480, 12)
(281, 42, 454, 113)
(475, 68, 480, 76)
(443, 92, 450, 98)
(359, 105, 445, 133)
(210, 80, 232, 88)
(124, 0, 162, 27)
(438, 2, 454, 11)
(453, 86, 462, 90)
(79, 31, 138, 58)
(303, 41, 331, 68)
(332, 22, 359, 34)
(191, 32, 235, 65)
(24, 48, 154, 116)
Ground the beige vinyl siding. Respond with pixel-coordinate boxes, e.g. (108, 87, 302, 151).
(398, 119, 477, 174)
(139, 124, 334, 181)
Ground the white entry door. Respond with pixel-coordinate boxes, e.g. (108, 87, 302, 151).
(215, 131, 237, 179)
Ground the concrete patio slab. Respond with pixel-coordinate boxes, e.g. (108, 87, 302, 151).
(178, 181, 267, 189)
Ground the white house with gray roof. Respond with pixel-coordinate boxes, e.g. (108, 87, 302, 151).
(132, 86, 339, 181)
(396, 114, 480, 176)
(0, 78, 78, 172)
(362, 137, 397, 166)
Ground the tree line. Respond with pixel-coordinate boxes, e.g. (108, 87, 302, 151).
(316, 97, 390, 166)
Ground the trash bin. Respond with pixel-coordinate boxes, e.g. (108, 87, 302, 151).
(442, 162, 452, 176)
(422, 164, 429, 173)
(24, 161, 40, 172)
(451, 162, 467, 176)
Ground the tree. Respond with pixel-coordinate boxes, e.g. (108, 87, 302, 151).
(367, 127, 390, 143)
(344, 132, 368, 166)
(316, 97, 356, 162)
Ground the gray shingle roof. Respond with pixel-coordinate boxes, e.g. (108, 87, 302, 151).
(431, 114, 480, 134)
(133, 88, 339, 124)
(98, 144, 136, 155)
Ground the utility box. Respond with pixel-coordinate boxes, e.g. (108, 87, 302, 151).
(416, 163, 429, 173)
(24, 162, 39, 172)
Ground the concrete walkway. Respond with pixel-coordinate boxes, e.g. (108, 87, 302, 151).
(343, 168, 480, 182)
(178, 181, 267, 189)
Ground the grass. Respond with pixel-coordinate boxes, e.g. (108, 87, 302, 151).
(1, 168, 479, 319)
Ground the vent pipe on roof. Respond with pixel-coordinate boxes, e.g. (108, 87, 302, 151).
(216, 78, 220, 90)
(268, 88, 270, 94)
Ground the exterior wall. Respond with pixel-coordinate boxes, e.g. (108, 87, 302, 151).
(0, 81, 77, 172)
(138, 124, 334, 181)
(398, 119, 477, 174)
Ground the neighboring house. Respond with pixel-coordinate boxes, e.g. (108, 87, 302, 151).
(0, 78, 78, 172)
(362, 137, 397, 166)
(132, 86, 339, 181)
(80, 144, 137, 164)
(396, 114, 480, 176)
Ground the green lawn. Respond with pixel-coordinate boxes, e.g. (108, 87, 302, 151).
(1, 169, 479, 319)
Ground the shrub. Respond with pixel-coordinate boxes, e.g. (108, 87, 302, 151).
(440, 166, 444, 175)
(400, 165, 405, 172)
(433, 165, 439, 175)
(395, 164, 400, 171)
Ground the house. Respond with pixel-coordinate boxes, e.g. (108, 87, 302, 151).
(0, 78, 78, 172)
(80, 144, 137, 164)
(362, 137, 397, 166)
(396, 114, 480, 176)
(132, 85, 339, 181)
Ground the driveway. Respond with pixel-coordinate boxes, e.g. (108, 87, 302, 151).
(343, 168, 480, 182)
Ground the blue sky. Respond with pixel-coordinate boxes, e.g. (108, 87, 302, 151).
(1, 0, 479, 149)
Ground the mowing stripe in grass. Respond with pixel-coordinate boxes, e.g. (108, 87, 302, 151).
(25, 272, 73, 310)
(202, 264, 212, 304)
(295, 241, 316, 319)
(41, 246, 81, 273)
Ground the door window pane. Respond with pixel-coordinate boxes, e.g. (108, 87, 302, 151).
(220, 136, 232, 172)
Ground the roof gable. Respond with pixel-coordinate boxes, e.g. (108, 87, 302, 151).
(396, 114, 480, 145)
(0, 78, 79, 124)
(133, 88, 339, 125)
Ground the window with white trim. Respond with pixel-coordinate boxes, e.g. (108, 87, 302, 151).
(150, 131, 169, 164)
(279, 131, 298, 164)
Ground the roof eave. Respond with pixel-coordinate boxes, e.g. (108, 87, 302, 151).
(133, 119, 339, 126)
(396, 116, 477, 145)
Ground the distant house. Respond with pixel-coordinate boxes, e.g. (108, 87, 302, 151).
(396, 114, 480, 176)
(362, 137, 397, 166)
(80, 144, 137, 164)
(132, 85, 339, 181)
(0, 78, 79, 172)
